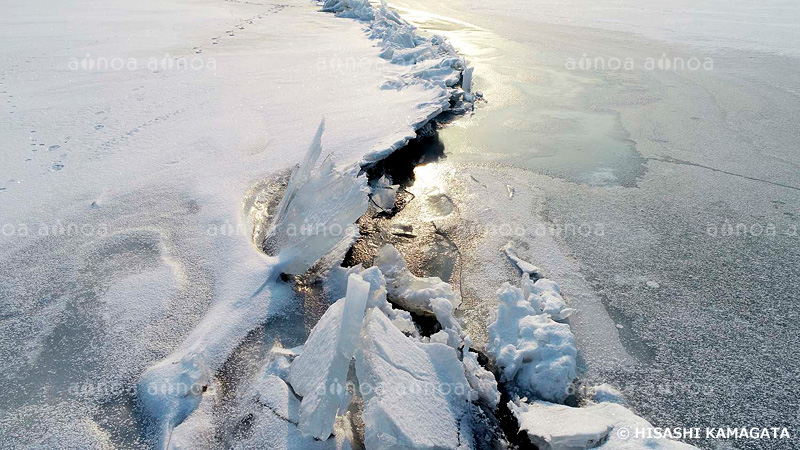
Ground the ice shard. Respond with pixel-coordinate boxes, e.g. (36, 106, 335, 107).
(289, 274, 370, 440)
(267, 120, 370, 275)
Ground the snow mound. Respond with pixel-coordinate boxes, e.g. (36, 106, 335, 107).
(374, 243, 461, 314)
(487, 281, 577, 403)
(510, 399, 698, 450)
(268, 120, 370, 275)
(289, 274, 370, 440)
(355, 308, 474, 449)
(523, 275, 576, 321)
(137, 351, 212, 446)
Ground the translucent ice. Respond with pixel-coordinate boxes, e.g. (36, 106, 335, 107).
(289, 274, 370, 440)
(268, 120, 370, 275)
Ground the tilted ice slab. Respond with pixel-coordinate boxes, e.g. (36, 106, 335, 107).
(355, 308, 475, 449)
(510, 399, 698, 450)
(289, 274, 370, 440)
(228, 347, 355, 450)
(487, 279, 577, 403)
(373, 244, 461, 315)
(138, 122, 371, 446)
(268, 120, 370, 275)
(328, 264, 418, 336)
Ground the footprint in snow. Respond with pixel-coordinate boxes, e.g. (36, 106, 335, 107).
(51, 162, 65, 171)
(49, 145, 60, 151)
(94, 124, 104, 130)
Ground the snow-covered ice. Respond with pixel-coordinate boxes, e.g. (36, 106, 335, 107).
(355, 308, 474, 449)
(374, 243, 462, 315)
(509, 399, 613, 450)
(487, 278, 577, 403)
(510, 398, 698, 450)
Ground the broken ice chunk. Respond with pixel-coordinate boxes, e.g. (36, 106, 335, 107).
(487, 283, 577, 403)
(289, 274, 370, 440)
(511, 399, 699, 450)
(462, 340, 500, 408)
(355, 309, 474, 449)
(509, 399, 613, 450)
(267, 119, 369, 275)
(462, 66, 474, 93)
(327, 264, 418, 336)
(502, 243, 539, 275)
(370, 175, 399, 211)
(373, 244, 461, 314)
(430, 297, 464, 349)
(231, 347, 353, 450)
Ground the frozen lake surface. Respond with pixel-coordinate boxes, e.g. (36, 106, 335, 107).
(389, 0, 800, 448)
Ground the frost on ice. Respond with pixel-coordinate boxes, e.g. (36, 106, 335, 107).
(266, 119, 370, 275)
(289, 274, 370, 440)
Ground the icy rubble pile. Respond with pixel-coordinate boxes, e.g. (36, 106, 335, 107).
(273, 244, 497, 449)
(229, 347, 355, 450)
(487, 252, 578, 403)
(356, 308, 473, 449)
(289, 274, 370, 439)
(321, 0, 475, 113)
(493, 246, 698, 450)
